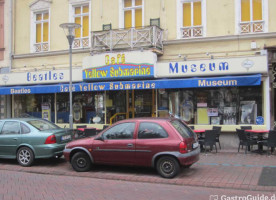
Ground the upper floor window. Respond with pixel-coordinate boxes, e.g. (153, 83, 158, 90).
(177, 0, 206, 39)
(123, 0, 143, 28)
(34, 12, 49, 52)
(72, 4, 90, 48)
(238, 0, 268, 34)
(30, 0, 51, 53)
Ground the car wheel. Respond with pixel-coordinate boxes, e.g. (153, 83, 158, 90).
(71, 152, 92, 172)
(17, 147, 34, 167)
(156, 156, 180, 178)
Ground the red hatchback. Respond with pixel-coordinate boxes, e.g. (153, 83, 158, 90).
(63, 118, 200, 178)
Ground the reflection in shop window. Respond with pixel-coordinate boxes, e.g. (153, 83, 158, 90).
(158, 86, 262, 125)
(14, 94, 54, 122)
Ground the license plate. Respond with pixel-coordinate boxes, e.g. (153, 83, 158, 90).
(192, 142, 199, 149)
(61, 135, 71, 141)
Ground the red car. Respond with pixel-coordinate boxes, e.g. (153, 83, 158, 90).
(63, 118, 200, 178)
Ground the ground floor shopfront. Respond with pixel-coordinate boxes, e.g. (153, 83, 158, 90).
(0, 51, 270, 131)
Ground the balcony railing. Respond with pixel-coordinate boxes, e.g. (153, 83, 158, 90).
(91, 26, 163, 54)
(180, 26, 203, 38)
(34, 42, 49, 53)
(240, 21, 264, 34)
(73, 37, 90, 49)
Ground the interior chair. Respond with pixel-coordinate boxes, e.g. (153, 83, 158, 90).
(258, 130, 276, 155)
(199, 130, 217, 153)
(236, 129, 257, 154)
(240, 126, 252, 130)
(84, 128, 97, 137)
(213, 126, 222, 149)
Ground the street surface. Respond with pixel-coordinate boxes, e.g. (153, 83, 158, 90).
(0, 150, 276, 199)
(0, 169, 275, 200)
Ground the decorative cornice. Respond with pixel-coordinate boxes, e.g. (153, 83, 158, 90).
(13, 48, 90, 59)
(163, 32, 276, 46)
(30, 0, 52, 11)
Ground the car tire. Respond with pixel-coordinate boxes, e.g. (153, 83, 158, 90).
(17, 147, 34, 167)
(156, 156, 180, 178)
(71, 152, 92, 172)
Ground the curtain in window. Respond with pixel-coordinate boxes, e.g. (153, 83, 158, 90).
(124, 0, 142, 28)
(253, 0, 262, 21)
(183, 3, 191, 27)
(193, 1, 202, 26)
(124, 10, 132, 28)
(241, 0, 250, 22)
(43, 13, 48, 42)
(135, 9, 142, 27)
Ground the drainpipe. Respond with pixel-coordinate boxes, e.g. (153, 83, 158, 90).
(9, 0, 13, 71)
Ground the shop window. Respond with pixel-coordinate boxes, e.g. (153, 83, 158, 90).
(56, 92, 105, 124)
(238, 0, 267, 34)
(123, 0, 143, 28)
(71, 3, 90, 48)
(158, 86, 263, 126)
(106, 91, 126, 124)
(178, 0, 205, 38)
(13, 94, 55, 122)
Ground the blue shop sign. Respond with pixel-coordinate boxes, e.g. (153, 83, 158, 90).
(0, 74, 261, 95)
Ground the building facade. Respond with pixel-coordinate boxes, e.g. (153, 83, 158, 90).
(0, 0, 276, 131)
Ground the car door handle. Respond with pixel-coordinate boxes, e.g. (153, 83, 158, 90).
(127, 143, 133, 148)
(13, 138, 18, 140)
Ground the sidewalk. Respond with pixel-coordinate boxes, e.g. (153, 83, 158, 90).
(0, 150, 276, 192)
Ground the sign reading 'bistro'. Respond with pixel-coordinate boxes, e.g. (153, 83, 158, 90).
(82, 51, 157, 81)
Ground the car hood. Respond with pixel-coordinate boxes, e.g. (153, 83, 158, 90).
(67, 136, 95, 148)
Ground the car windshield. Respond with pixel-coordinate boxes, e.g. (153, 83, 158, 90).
(27, 120, 60, 131)
(170, 119, 195, 139)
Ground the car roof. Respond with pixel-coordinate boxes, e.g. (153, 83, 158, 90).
(0, 118, 43, 122)
(116, 117, 175, 123)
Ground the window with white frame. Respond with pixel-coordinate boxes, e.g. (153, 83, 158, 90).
(123, 0, 143, 28)
(238, 0, 267, 34)
(177, 0, 206, 39)
(72, 4, 90, 48)
(34, 12, 49, 52)
(30, 0, 51, 53)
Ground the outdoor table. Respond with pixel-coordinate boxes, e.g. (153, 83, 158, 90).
(245, 129, 269, 153)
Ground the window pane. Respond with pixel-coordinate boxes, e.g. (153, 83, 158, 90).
(135, 9, 142, 27)
(183, 3, 191, 27)
(135, 0, 142, 6)
(2, 122, 20, 134)
(253, 0, 262, 21)
(103, 123, 135, 140)
(21, 123, 31, 134)
(83, 16, 89, 37)
(43, 13, 49, 20)
(75, 17, 81, 38)
(124, 10, 132, 28)
(75, 7, 81, 14)
(83, 5, 89, 13)
(36, 24, 41, 43)
(43, 22, 48, 42)
(124, 0, 132, 8)
(193, 2, 202, 26)
(138, 122, 168, 139)
(36, 14, 42, 21)
(241, 0, 250, 22)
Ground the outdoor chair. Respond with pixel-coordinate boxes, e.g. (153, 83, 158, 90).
(84, 128, 97, 137)
(199, 130, 217, 153)
(103, 125, 110, 130)
(258, 130, 276, 155)
(189, 126, 195, 130)
(213, 126, 222, 149)
(76, 125, 87, 138)
(236, 129, 258, 154)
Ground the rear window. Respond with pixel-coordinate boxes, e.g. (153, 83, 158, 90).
(27, 120, 60, 131)
(170, 120, 195, 138)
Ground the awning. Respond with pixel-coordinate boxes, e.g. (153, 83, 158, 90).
(0, 74, 261, 95)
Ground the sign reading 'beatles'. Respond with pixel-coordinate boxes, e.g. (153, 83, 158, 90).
(82, 51, 157, 81)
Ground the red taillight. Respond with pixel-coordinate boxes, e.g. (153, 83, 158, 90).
(179, 141, 188, 154)
(45, 135, 56, 144)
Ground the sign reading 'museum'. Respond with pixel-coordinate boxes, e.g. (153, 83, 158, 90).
(82, 51, 156, 81)
(156, 55, 268, 78)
